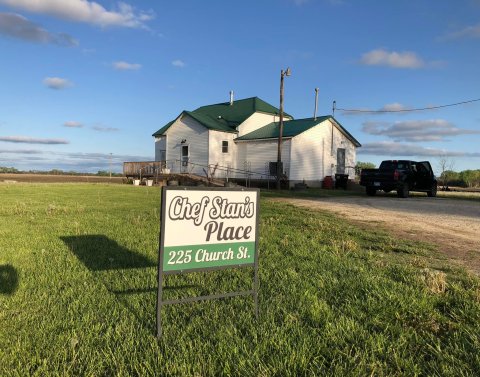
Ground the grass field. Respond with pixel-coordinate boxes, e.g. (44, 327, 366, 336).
(1, 183, 479, 376)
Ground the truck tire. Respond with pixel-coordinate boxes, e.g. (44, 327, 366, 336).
(427, 183, 437, 197)
(366, 187, 377, 196)
(397, 184, 409, 198)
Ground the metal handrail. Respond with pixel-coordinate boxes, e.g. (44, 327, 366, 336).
(167, 159, 270, 179)
(125, 159, 283, 187)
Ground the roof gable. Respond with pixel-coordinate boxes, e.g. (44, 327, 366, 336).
(194, 96, 292, 126)
(152, 96, 291, 136)
(235, 116, 330, 140)
(152, 111, 237, 137)
(235, 116, 361, 147)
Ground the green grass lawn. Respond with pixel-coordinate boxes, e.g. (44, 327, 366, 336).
(1, 183, 479, 376)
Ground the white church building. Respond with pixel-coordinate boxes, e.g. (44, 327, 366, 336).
(152, 96, 361, 187)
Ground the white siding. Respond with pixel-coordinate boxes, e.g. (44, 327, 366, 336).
(155, 136, 166, 161)
(208, 130, 237, 179)
(289, 122, 330, 185)
(331, 120, 357, 178)
(289, 119, 357, 186)
(237, 112, 292, 137)
(235, 139, 291, 179)
(164, 115, 209, 175)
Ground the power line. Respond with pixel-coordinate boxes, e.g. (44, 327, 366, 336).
(334, 98, 480, 114)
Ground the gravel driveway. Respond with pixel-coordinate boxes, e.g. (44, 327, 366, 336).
(276, 195, 480, 274)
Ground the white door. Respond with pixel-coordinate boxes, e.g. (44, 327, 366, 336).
(181, 145, 189, 172)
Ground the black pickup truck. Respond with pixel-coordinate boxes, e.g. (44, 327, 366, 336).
(360, 160, 437, 198)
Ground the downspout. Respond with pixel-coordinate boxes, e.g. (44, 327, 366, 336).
(322, 139, 325, 180)
(331, 121, 334, 156)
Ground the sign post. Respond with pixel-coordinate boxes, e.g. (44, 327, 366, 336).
(156, 186, 260, 339)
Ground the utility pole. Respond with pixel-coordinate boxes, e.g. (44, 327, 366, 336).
(109, 153, 112, 180)
(276, 67, 291, 190)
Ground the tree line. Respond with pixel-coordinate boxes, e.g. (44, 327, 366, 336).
(440, 170, 480, 188)
(0, 166, 122, 177)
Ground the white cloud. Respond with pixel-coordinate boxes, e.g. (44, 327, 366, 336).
(43, 77, 72, 90)
(362, 121, 390, 134)
(0, 0, 155, 28)
(0, 136, 69, 144)
(0, 12, 78, 46)
(341, 102, 439, 116)
(92, 126, 119, 132)
(172, 59, 186, 68)
(63, 121, 83, 128)
(444, 23, 480, 39)
(361, 119, 480, 142)
(358, 141, 480, 158)
(341, 103, 409, 116)
(380, 103, 410, 112)
(112, 61, 141, 70)
(360, 49, 425, 69)
(0, 148, 43, 154)
(341, 107, 372, 116)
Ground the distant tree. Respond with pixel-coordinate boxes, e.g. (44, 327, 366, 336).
(0, 166, 19, 173)
(96, 170, 121, 177)
(355, 161, 376, 177)
(437, 155, 455, 189)
(459, 170, 480, 188)
(440, 170, 459, 186)
(471, 170, 480, 187)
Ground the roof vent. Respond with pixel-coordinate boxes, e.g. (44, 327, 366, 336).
(229, 90, 234, 106)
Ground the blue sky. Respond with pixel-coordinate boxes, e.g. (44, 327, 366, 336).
(0, 0, 479, 174)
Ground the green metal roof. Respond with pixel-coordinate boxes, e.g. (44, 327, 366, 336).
(152, 97, 291, 136)
(194, 96, 292, 125)
(184, 111, 236, 133)
(235, 116, 362, 147)
(152, 119, 175, 137)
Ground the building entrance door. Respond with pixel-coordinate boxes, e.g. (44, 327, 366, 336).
(181, 145, 189, 173)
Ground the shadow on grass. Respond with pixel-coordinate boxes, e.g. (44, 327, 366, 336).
(61, 235, 197, 333)
(60, 235, 155, 271)
(0, 264, 18, 295)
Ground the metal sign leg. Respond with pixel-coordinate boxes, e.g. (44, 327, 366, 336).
(156, 237, 164, 339)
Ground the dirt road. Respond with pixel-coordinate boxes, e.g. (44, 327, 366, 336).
(276, 196, 480, 274)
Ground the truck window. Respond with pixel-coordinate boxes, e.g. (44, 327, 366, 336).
(379, 161, 394, 170)
(417, 163, 428, 174)
(379, 161, 409, 170)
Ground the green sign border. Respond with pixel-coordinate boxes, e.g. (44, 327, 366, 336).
(163, 241, 256, 271)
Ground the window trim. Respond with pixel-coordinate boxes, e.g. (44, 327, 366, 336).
(222, 140, 229, 154)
